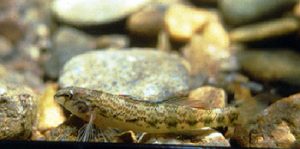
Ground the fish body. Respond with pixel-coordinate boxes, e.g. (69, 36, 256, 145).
(54, 87, 239, 133)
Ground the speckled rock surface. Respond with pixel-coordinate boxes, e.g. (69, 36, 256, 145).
(0, 83, 37, 140)
(59, 49, 189, 102)
(0, 64, 43, 92)
(219, 0, 298, 26)
(51, 0, 150, 26)
(233, 93, 300, 148)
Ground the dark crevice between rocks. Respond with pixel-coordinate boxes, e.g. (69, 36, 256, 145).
(129, 34, 157, 48)
(79, 18, 128, 35)
(52, 14, 128, 36)
(244, 33, 300, 50)
(269, 82, 300, 98)
(239, 70, 300, 101)
(188, 0, 218, 8)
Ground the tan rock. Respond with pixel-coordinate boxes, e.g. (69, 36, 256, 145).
(0, 35, 12, 57)
(230, 17, 299, 42)
(188, 86, 226, 109)
(233, 93, 300, 148)
(0, 12, 24, 43)
(270, 121, 296, 148)
(165, 4, 211, 41)
(95, 34, 129, 49)
(37, 83, 65, 131)
(127, 4, 166, 37)
(200, 129, 230, 147)
(152, 0, 187, 5)
(183, 34, 232, 77)
(157, 31, 172, 52)
(294, 1, 300, 18)
(141, 127, 230, 146)
(203, 16, 230, 49)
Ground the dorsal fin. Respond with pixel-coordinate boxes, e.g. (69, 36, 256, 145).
(118, 93, 205, 109)
(163, 96, 209, 109)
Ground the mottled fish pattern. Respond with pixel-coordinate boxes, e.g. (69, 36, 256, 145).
(55, 87, 239, 133)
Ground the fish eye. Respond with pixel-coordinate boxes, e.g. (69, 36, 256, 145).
(63, 90, 74, 99)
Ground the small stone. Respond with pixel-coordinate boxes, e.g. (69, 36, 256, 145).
(59, 49, 189, 102)
(202, 16, 230, 49)
(51, 0, 150, 26)
(44, 26, 96, 79)
(230, 17, 299, 42)
(164, 4, 211, 41)
(188, 86, 226, 109)
(0, 83, 37, 139)
(219, 0, 298, 26)
(127, 4, 166, 37)
(31, 130, 46, 141)
(141, 128, 230, 147)
(37, 83, 65, 131)
(0, 35, 12, 58)
(0, 0, 15, 9)
(0, 12, 24, 43)
(95, 34, 129, 49)
(270, 121, 296, 147)
(183, 34, 233, 78)
(233, 93, 300, 148)
(199, 130, 231, 147)
(226, 80, 255, 101)
(238, 50, 300, 85)
(157, 31, 172, 52)
(152, 0, 187, 5)
(294, 2, 300, 18)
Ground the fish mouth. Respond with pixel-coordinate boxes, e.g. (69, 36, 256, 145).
(54, 95, 66, 105)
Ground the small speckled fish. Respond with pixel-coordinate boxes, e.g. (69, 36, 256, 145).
(54, 87, 240, 133)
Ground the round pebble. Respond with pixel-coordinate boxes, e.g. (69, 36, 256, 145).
(219, 0, 298, 26)
(52, 0, 151, 26)
(238, 50, 300, 85)
(59, 48, 189, 102)
(44, 26, 96, 79)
